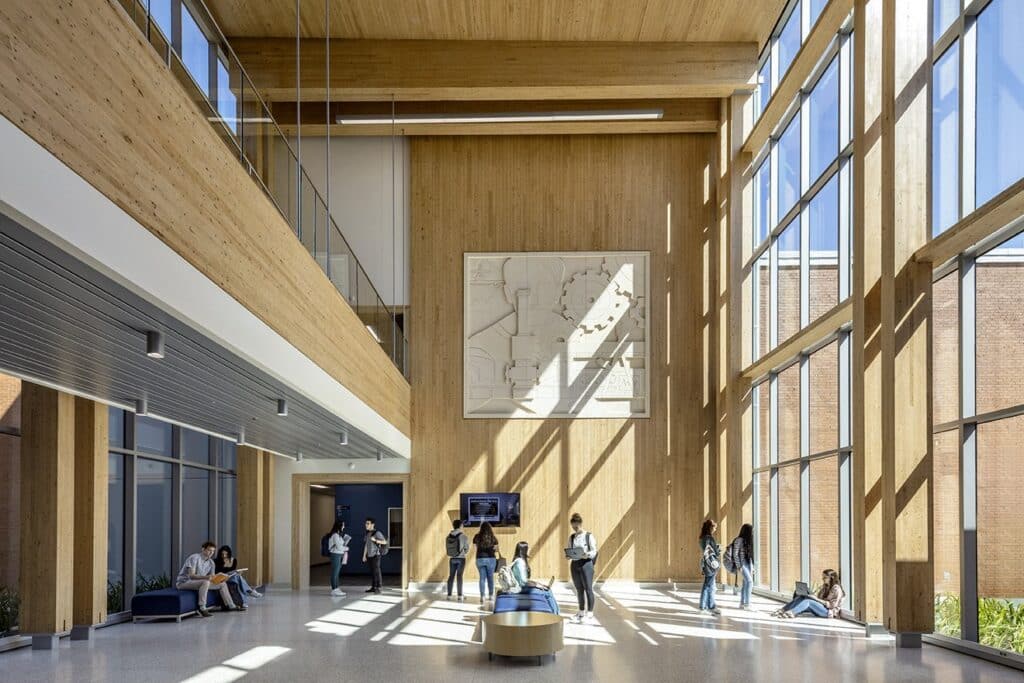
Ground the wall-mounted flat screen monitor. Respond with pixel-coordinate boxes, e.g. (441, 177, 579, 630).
(459, 492, 521, 527)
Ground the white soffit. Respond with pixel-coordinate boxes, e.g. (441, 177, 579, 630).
(0, 114, 410, 459)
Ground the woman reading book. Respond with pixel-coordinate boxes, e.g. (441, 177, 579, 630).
(216, 545, 262, 601)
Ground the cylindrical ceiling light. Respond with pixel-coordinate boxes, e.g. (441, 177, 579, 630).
(376, 450, 383, 462)
(146, 330, 165, 359)
(297, 451, 304, 463)
(339, 430, 348, 446)
(276, 399, 288, 416)
(236, 428, 245, 445)
(135, 397, 148, 415)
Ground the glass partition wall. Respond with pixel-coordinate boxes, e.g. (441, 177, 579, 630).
(107, 408, 238, 617)
(113, 0, 409, 376)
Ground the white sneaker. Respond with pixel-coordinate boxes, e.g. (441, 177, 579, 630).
(330, 588, 345, 597)
(711, 607, 722, 616)
(570, 612, 584, 624)
(248, 590, 263, 598)
(584, 613, 598, 624)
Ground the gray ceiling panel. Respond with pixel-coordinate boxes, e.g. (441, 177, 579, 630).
(0, 212, 398, 461)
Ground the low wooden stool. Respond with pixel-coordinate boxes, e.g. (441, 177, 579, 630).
(482, 611, 564, 665)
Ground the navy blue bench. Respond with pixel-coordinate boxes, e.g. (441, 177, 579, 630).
(131, 587, 227, 623)
(494, 586, 560, 615)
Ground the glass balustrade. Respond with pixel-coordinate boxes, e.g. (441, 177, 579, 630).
(114, 0, 409, 377)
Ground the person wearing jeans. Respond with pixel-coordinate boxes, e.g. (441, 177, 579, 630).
(567, 513, 599, 624)
(363, 517, 387, 594)
(699, 519, 721, 615)
(445, 520, 470, 600)
(472, 521, 499, 603)
(774, 569, 846, 619)
(734, 523, 755, 610)
(327, 521, 349, 597)
(176, 541, 241, 616)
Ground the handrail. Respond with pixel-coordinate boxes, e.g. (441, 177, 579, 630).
(114, 0, 409, 378)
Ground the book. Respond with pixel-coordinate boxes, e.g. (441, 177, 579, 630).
(210, 569, 246, 585)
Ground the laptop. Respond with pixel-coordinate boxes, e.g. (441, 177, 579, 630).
(564, 546, 587, 560)
(794, 581, 811, 597)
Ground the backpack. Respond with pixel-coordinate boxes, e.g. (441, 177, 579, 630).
(445, 532, 464, 558)
(701, 543, 721, 577)
(495, 565, 520, 594)
(723, 538, 739, 574)
(377, 533, 390, 557)
(320, 533, 331, 558)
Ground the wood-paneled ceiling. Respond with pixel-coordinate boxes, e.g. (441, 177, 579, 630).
(207, 0, 787, 46)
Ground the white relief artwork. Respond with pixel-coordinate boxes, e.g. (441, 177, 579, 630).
(464, 252, 649, 418)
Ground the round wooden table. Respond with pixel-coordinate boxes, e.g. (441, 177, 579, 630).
(482, 611, 564, 665)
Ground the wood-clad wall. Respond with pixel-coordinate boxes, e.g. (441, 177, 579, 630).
(0, 0, 409, 435)
(409, 135, 717, 582)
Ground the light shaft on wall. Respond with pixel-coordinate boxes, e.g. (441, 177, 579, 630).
(336, 109, 664, 125)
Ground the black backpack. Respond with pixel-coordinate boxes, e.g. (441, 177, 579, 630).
(320, 533, 331, 558)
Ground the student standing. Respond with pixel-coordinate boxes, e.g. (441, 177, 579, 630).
(699, 519, 722, 616)
(567, 513, 599, 624)
(472, 521, 499, 603)
(733, 524, 754, 610)
(445, 519, 470, 601)
(327, 521, 349, 597)
(362, 517, 387, 594)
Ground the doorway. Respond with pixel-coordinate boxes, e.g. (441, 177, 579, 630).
(292, 473, 408, 591)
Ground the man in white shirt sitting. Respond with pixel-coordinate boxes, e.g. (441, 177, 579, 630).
(176, 541, 242, 617)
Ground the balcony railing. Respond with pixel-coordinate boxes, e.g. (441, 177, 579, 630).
(114, 0, 408, 378)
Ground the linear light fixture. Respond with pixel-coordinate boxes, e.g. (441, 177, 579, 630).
(336, 109, 664, 125)
(311, 484, 329, 490)
(366, 325, 382, 343)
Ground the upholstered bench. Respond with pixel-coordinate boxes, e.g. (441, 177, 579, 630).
(131, 587, 226, 623)
(493, 586, 559, 615)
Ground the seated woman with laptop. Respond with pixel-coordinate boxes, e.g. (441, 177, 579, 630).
(771, 569, 845, 619)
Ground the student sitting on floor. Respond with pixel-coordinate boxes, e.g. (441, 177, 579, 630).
(772, 569, 846, 619)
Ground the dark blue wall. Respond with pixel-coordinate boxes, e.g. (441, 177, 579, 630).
(334, 483, 402, 575)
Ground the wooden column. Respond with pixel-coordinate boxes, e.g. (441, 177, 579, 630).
(853, 0, 932, 643)
(261, 451, 275, 585)
(236, 445, 265, 586)
(71, 397, 108, 639)
(18, 383, 74, 648)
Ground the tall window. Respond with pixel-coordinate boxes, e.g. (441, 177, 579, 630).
(180, 4, 210, 96)
(931, 0, 1024, 237)
(106, 408, 238, 616)
(748, 29, 853, 362)
(752, 334, 853, 602)
(931, 227, 1024, 656)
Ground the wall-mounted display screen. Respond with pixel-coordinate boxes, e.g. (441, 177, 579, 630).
(459, 492, 521, 527)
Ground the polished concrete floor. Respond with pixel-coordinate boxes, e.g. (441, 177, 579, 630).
(2, 584, 1020, 683)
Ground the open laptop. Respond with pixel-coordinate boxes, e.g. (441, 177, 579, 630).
(564, 546, 587, 560)
(794, 581, 811, 597)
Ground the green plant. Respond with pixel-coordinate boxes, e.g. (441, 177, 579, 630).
(107, 580, 124, 613)
(0, 585, 19, 636)
(135, 572, 171, 594)
(935, 592, 1024, 655)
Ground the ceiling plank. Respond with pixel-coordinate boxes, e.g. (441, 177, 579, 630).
(231, 39, 757, 102)
(207, 0, 787, 47)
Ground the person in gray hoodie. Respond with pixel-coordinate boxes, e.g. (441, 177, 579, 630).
(445, 519, 470, 601)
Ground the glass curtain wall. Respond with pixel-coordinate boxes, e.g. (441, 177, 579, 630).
(752, 334, 853, 604)
(928, 0, 1024, 658)
(748, 4, 855, 607)
(106, 408, 237, 616)
(931, 228, 1024, 657)
(748, 25, 853, 362)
